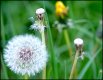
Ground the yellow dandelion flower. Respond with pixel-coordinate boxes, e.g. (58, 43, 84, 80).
(55, 1, 68, 19)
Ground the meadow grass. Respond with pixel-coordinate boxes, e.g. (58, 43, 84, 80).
(1, 1, 102, 79)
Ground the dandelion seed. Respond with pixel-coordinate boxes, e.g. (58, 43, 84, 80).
(3, 34, 48, 76)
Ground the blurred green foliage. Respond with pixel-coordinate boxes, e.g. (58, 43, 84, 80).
(1, 1, 102, 79)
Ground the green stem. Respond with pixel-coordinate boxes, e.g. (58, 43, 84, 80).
(64, 61, 67, 79)
(41, 30, 46, 79)
(41, 30, 45, 44)
(1, 10, 9, 79)
(63, 29, 72, 58)
(1, 11, 6, 47)
(1, 55, 9, 79)
(63, 29, 77, 78)
(24, 74, 28, 79)
(43, 1, 58, 78)
(69, 50, 79, 79)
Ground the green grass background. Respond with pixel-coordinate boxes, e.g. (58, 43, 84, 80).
(1, 1, 102, 79)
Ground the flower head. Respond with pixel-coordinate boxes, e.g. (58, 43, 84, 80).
(55, 1, 68, 19)
(4, 34, 48, 76)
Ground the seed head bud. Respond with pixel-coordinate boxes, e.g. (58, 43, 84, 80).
(36, 8, 45, 20)
(74, 38, 83, 50)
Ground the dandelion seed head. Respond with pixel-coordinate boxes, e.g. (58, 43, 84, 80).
(4, 34, 48, 76)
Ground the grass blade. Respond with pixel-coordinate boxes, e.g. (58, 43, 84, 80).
(1, 10, 9, 79)
(43, 1, 58, 79)
(78, 47, 102, 79)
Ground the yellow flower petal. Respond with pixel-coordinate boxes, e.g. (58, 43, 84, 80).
(55, 1, 68, 18)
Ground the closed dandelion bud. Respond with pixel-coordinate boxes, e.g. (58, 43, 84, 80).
(3, 34, 48, 76)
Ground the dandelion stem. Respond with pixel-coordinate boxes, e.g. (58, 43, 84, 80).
(63, 29, 77, 78)
(41, 29, 46, 79)
(42, 3, 58, 78)
(41, 30, 45, 44)
(64, 61, 67, 79)
(69, 50, 79, 79)
(42, 66, 46, 79)
(63, 29, 72, 58)
(24, 74, 28, 79)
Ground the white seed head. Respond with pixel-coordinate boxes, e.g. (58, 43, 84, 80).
(74, 38, 83, 46)
(3, 34, 48, 76)
(36, 8, 45, 15)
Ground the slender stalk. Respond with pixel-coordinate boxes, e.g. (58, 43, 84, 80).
(64, 61, 67, 79)
(69, 50, 79, 79)
(1, 11, 9, 79)
(24, 74, 28, 79)
(63, 29, 72, 58)
(43, 2, 58, 78)
(41, 29, 46, 79)
(42, 65, 46, 79)
(63, 29, 77, 78)
(1, 11, 6, 47)
(41, 30, 45, 44)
